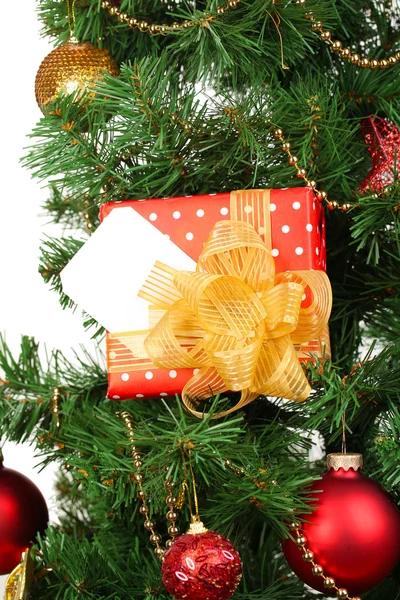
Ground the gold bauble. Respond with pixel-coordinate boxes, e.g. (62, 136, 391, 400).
(35, 39, 119, 112)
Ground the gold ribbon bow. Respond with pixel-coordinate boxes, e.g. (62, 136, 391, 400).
(136, 203, 332, 418)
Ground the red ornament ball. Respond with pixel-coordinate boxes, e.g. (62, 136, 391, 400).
(282, 454, 400, 596)
(162, 527, 242, 600)
(0, 462, 48, 574)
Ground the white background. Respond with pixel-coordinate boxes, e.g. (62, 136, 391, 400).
(0, 3, 96, 591)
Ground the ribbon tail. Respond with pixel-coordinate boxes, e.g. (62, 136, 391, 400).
(181, 367, 229, 418)
(182, 367, 259, 419)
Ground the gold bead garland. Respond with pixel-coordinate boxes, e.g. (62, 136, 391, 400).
(273, 127, 353, 213)
(116, 411, 277, 558)
(100, 0, 399, 72)
(50, 387, 61, 429)
(117, 411, 181, 561)
(289, 520, 362, 600)
(101, 0, 240, 35)
(297, 0, 400, 70)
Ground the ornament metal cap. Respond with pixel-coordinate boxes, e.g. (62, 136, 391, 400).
(327, 453, 363, 471)
(187, 517, 208, 535)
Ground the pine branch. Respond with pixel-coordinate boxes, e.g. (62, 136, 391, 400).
(43, 186, 100, 232)
(36, 0, 339, 84)
(25, 58, 377, 209)
(39, 236, 84, 310)
(0, 336, 107, 443)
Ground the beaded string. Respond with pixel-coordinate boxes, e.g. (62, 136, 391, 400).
(117, 411, 181, 561)
(50, 387, 61, 430)
(288, 520, 362, 600)
(296, 0, 400, 71)
(100, 0, 400, 71)
(100, 0, 240, 35)
(273, 127, 353, 212)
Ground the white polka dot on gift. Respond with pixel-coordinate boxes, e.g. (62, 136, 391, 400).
(145, 371, 154, 380)
(185, 232, 194, 241)
(295, 247, 304, 255)
(196, 209, 205, 217)
(270, 203, 276, 212)
(292, 201, 301, 210)
(220, 207, 229, 216)
(112, 395, 121, 400)
(149, 212, 157, 221)
(169, 370, 177, 378)
(282, 225, 290, 233)
(173, 211, 181, 219)
(121, 373, 130, 381)
(136, 394, 144, 398)
(306, 223, 313, 232)
(272, 249, 279, 257)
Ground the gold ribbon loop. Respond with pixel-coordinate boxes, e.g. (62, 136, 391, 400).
(198, 220, 275, 292)
(137, 217, 332, 418)
(174, 271, 266, 339)
(144, 300, 205, 369)
(260, 282, 304, 337)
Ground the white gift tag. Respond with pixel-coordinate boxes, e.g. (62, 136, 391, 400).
(61, 206, 196, 333)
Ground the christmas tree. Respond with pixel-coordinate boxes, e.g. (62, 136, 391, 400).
(1, 0, 400, 598)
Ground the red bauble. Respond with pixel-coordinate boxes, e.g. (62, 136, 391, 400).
(359, 115, 400, 193)
(162, 525, 242, 600)
(0, 462, 49, 575)
(283, 454, 400, 596)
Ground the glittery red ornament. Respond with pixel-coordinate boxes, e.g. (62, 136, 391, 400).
(282, 454, 400, 596)
(0, 461, 49, 575)
(162, 523, 242, 600)
(359, 115, 400, 192)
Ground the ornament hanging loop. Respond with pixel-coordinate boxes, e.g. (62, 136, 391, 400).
(66, 0, 78, 42)
(341, 412, 347, 455)
(180, 448, 201, 524)
(265, 9, 289, 70)
(188, 452, 200, 522)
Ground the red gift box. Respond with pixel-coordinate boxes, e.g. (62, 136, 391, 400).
(100, 188, 329, 401)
